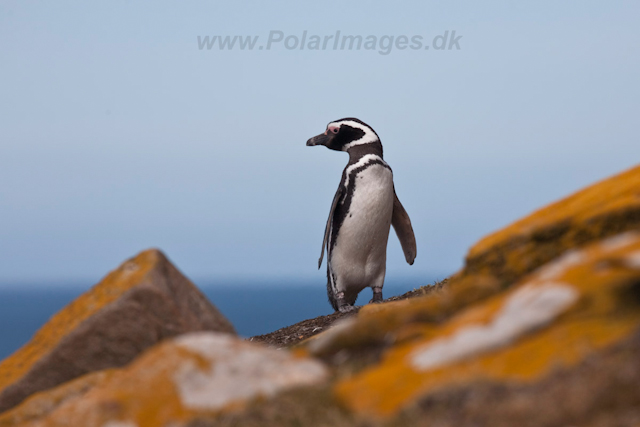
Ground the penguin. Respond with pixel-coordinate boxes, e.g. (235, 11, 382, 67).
(306, 118, 417, 312)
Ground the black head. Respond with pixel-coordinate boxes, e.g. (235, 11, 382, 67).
(306, 118, 380, 152)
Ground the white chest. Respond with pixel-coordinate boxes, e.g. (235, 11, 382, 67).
(334, 164, 394, 256)
(347, 164, 394, 218)
(329, 163, 394, 290)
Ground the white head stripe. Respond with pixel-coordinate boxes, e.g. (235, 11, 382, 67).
(343, 154, 385, 188)
(328, 120, 379, 150)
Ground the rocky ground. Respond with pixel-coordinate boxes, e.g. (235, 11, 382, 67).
(249, 279, 448, 348)
(1, 164, 640, 427)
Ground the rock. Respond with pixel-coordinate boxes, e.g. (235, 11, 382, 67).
(293, 164, 640, 425)
(461, 163, 640, 293)
(334, 232, 640, 420)
(3, 164, 640, 427)
(0, 371, 112, 427)
(0, 332, 328, 427)
(0, 249, 235, 413)
(305, 164, 640, 361)
(249, 281, 447, 350)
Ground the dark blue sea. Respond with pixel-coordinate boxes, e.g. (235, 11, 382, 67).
(0, 276, 442, 360)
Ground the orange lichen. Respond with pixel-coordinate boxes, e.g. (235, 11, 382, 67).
(469, 165, 640, 259)
(0, 370, 114, 427)
(0, 249, 161, 391)
(463, 164, 640, 289)
(0, 334, 329, 427)
(0, 341, 214, 427)
(335, 234, 640, 417)
(306, 164, 640, 368)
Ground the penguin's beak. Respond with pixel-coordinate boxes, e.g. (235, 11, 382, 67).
(306, 133, 330, 147)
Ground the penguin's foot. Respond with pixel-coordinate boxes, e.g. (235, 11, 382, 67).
(336, 292, 356, 313)
(369, 287, 383, 304)
(338, 304, 356, 313)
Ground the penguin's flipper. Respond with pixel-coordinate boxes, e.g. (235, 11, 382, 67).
(391, 189, 417, 265)
(318, 185, 344, 269)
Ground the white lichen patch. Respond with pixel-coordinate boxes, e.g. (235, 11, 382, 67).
(306, 317, 357, 354)
(102, 421, 138, 427)
(410, 282, 579, 371)
(173, 333, 328, 411)
(625, 250, 640, 269)
(599, 231, 640, 252)
(536, 250, 585, 281)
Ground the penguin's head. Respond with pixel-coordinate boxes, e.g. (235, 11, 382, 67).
(306, 118, 379, 152)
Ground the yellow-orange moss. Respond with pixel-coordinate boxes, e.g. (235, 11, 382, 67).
(0, 370, 114, 427)
(469, 164, 640, 259)
(1, 337, 330, 427)
(335, 235, 640, 418)
(0, 342, 198, 427)
(0, 249, 162, 391)
(305, 164, 640, 366)
(79, 344, 195, 427)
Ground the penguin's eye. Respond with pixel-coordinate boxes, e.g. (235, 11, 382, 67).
(330, 127, 339, 134)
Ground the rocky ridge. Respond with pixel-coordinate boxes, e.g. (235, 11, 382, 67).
(0, 164, 639, 426)
(0, 249, 235, 413)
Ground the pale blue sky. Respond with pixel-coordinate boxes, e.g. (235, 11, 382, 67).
(1, 1, 639, 286)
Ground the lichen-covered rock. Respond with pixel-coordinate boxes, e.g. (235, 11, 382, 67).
(465, 164, 640, 285)
(3, 164, 640, 427)
(0, 371, 113, 427)
(298, 165, 640, 425)
(0, 333, 328, 427)
(305, 164, 640, 362)
(335, 232, 640, 419)
(0, 249, 235, 413)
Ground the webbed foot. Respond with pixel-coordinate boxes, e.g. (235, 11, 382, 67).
(336, 291, 356, 313)
(369, 287, 383, 304)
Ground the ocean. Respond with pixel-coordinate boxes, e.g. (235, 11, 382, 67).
(0, 276, 442, 360)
